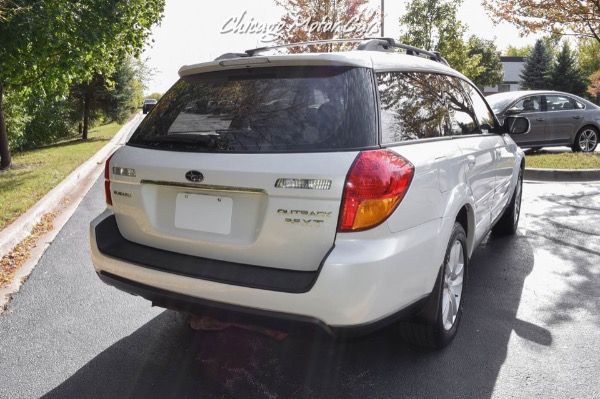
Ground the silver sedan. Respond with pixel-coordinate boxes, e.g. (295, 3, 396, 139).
(487, 90, 599, 152)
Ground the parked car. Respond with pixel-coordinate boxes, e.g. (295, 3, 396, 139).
(90, 38, 529, 349)
(487, 90, 599, 152)
(142, 98, 157, 114)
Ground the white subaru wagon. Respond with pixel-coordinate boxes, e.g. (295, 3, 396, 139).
(90, 38, 529, 349)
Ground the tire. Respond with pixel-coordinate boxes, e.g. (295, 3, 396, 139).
(492, 167, 523, 235)
(571, 126, 598, 152)
(399, 222, 468, 349)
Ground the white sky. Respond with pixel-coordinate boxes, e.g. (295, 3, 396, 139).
(141, 0, 541, 94)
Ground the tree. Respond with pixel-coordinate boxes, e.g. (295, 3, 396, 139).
(577, 38, 600, 78)
(482, 0, 600, 44)
(70, 74, 112, 139)
(399, 0, 467, 63)
(103, 59, 138, 125)
(505, 45, 532, 57)
(587, 71, 600, 101)
(399, 0, 470, 71)
(466, 36, 504, 88)
(520, 39, 553, 90)
(274, 0, 378, 52)
(550, 42, 588, 96)
(147, 93, 164, 101)
(399, 0, 499, 86)
(0, 0, 165, 170)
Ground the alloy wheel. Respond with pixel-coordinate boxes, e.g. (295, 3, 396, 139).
(442, 241, 465, 331)
(578, 129, 598, 152)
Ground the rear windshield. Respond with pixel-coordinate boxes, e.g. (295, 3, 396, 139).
(128, 66, 377, 152)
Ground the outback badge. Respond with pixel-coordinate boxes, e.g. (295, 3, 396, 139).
(185, 170, 204, 182)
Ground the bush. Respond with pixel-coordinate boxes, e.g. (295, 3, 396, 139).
(4, 91, 32, 152)
(24, 95, 78, 150)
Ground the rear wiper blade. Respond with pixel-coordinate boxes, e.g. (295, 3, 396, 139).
(143, 133, 217, 143)
(141, 133, 218, 147)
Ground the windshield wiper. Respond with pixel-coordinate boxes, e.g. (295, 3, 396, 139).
(140, 133, 218, 148)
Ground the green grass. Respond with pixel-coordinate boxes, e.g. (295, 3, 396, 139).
(0, 121, 123, 231)
(525, 150, 600, 169)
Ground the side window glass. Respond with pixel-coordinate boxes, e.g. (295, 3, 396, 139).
(443, 76, 479, 135)
(545, 95, 574, 111)
(377, 72, 450, 143)
(464, 83, 496, 133)
(510, 96, 541, 113)
(575, 100, 586, 110)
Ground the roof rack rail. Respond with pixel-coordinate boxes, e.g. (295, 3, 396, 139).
(214, 37, 449, 66)
(356, 38, 449, 65)
(244, 38, 364, 57)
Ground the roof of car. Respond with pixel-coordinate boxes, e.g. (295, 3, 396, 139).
(178, 50, 465, 81)
(487, 90, 597, 103)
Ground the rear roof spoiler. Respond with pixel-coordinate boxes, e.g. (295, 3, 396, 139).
(214, 37, 449, 66)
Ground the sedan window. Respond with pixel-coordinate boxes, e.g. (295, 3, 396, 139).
(545, 95, 576, 111)
(508, 96, 542, 113)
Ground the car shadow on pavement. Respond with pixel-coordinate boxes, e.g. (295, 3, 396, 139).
(41, 234, 543, 399)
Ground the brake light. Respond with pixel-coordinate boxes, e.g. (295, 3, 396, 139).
(338, 150, 414, 232)
(104, 153, 115, 206)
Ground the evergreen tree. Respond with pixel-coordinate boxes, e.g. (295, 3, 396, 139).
(520, 39, 553, 90)
(550, 42, 588, 96)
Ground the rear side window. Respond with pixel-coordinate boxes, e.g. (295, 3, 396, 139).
(128, 67, 377, 152)
(377, 72, 486, 143)
(545, 94, 578, 111)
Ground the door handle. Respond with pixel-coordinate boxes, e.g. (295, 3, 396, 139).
(573, 115, 581, 119)
(467, 155, 476, 170)
(536, 118, 545, 122)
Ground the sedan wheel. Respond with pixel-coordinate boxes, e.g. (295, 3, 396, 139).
(573, 127, 598, 152)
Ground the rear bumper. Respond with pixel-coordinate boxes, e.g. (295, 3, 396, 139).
(97, 271, 427, 337)
(90, 209, 451, 331)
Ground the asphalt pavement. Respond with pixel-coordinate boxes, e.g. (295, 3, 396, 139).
(0, 176, 598, 398)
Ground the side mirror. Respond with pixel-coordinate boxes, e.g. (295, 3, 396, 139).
(505, 116, 530, 135)
(505, 108, 521, 116)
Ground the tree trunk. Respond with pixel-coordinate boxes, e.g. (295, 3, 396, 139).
(82, 91, 90, 140)
(0, 85, 12, 170)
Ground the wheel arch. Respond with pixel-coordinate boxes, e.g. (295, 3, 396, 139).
(455, 204, 476, 259)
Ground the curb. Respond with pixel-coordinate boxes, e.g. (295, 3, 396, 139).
(0, 113, 143, 260)
(524, 167, 600, 182)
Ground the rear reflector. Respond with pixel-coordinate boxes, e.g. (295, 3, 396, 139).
(104, 153, 115, 206)
(338, 150, 414, 232)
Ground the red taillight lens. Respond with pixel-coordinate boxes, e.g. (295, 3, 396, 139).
(104, 153, 115, 206)
(338, 150, 414, 232)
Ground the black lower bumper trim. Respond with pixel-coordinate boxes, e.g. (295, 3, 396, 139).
(98, 271, 333, 335)
(95, 215, 319, 293)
